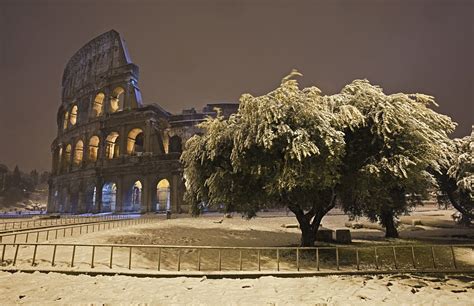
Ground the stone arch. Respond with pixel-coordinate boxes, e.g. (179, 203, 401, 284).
(73, 140, 84, 167)
(169, 135, 182, 153)
(105, 132, 120, 159)
(110, 87, 125, 113)
(101, 182, 117, 212)
(88, 135, 100, 162)
(127, 128, 144, 155)
(92, 93, 105, 117)
(70, 104, 78, 125)
(155, 178, 171, 212)
(124, 179, 142, 212)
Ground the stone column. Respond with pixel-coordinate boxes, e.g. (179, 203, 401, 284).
(144, 119, 152, 153)
(94, 176, 103, 213)
(116, 176, 124, 213)
(119, 125, 127, 157)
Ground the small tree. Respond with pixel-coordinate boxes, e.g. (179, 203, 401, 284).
(337, 80, 456, 237)
(435, 131, 473, 224)
(182, 71, 363, 246)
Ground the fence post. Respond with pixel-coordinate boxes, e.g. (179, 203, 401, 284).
(51, 245, 57, 266)
(374, 247, 379, 269)
(91, 246, 95, 268)
(30, 244, 38, 266)
(276, 249, 280, 271)
(12, 244, 19, 265)
(257, 249, 261, 271)
(451, 246, 457, 269)
(356, 248, 360, 271)
(316, 248, 320, 271)
(128, 247, 132, 269)
(157, 248, 161, 271)
(392, 246, 398, 270)
(1, 244, 5, 262)
(239, 250, 243, 271)
(336, 248, 340, 271)
(197, 249, 201, 271)
(71, 245, 76, 267)
(430, 246, 436, 269)
(109, 246, 114, 269)
(296, 248, 300, 271)
(218, 249, 222, 271)
(177, 249, 181, 271)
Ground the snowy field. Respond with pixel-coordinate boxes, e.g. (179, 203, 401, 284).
(1, 207, 473, 305)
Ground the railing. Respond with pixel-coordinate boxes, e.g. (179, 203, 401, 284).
(0, 243, 472, 275)
(0, 215, 133, 232)
(0, 217, 157, 244)
(2, 215, 134, 231)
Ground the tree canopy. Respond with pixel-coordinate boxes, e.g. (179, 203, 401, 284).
(182, 71, 458, 245)
(435, 130, 474, 223)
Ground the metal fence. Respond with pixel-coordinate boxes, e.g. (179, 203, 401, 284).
(0, 215, 133, 232)
(1, 243, 472, 275)
(0, 217, 157, 244)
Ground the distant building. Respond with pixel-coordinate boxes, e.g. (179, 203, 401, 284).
(47, 30, 238, 214)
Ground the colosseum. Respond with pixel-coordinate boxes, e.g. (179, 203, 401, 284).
(47, 30, 238, 214)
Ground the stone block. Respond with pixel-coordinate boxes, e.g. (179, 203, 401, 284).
(316, 227, 333, 242)
(334, 229, 352, 244)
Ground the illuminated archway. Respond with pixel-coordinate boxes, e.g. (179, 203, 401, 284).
(156, 179, 170, 211)
(110, 87, 125, 113)
(88, 136, 100, 162)
(101, 182, 117, 212)
(127, 128, 144, 155)
(63, 111, 69, 130)
(73, 140, 84, 166)
(70, 105, 78, 125)
(105, 132, 120, 159)
(92, 93, 105, 117)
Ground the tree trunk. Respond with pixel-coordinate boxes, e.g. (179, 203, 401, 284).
(380, 210, 399, 238)
(290, 205, 330, 247)
(300, 221, 317, 247)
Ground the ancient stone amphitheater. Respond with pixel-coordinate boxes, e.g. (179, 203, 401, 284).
(47, 30, 237, 214)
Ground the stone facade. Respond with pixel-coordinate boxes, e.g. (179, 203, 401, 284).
(47, 30, 238, 214)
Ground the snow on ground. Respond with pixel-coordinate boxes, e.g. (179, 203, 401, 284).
(0, 271, 472, 305)
(1, 206, 473, 304)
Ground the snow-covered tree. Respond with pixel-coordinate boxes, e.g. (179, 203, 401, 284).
(182, 71, 457, 243)
(336, 80, 456, 237)
(436, 129, 473, 224)
(182, 70, 362, 246)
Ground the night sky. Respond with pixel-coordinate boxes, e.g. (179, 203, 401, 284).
(1, 0, 472, 172)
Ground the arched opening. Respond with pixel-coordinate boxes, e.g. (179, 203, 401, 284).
(124, 180, 142, 212)
(63, 144, 72, 171)
(73, 140, 84, 166)
(88, 136, 100, 162)
(92, 93, 105, 117)
(105, 132, 120, 159)
(156, 179, 170, 212)
(169, 135, 182, 153)
(127, 128, 144, 155)
(101, 182, 117, 212)
(110, 87, 125, 113)
(70, 105, 78, 125)
(63, 111, 69, 130)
